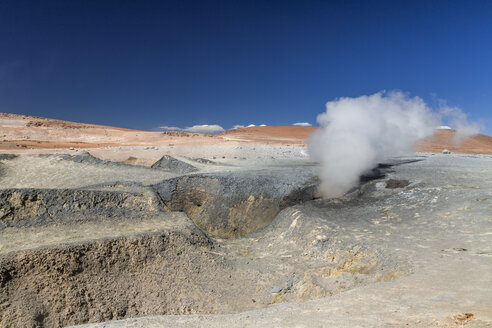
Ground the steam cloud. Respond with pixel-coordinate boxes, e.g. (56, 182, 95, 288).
(439, 105, 481, 142)
(308, 91, 480, 198)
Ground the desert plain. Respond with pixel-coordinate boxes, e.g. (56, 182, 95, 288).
(0, 113, 491, 327)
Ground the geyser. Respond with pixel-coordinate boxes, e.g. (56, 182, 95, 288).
(308, 91, 479, 198)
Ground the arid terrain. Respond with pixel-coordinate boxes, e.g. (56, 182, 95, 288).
(2, 113, 492, 154)
(0, 113, 491, 328)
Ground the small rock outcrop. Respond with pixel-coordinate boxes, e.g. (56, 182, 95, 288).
(0, 154, 18, 161)
(0, 188, 160, 228)
(151, 155, 198, 174)
(38, 152, 107, 165)
(385, 179, 410, 189)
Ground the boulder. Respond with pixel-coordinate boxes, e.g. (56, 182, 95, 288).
(151, 155, 198, 174)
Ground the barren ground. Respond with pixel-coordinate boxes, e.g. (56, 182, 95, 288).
(0, 113, 491, 328)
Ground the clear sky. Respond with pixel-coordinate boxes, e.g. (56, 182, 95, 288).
(1, 1, 491, 134)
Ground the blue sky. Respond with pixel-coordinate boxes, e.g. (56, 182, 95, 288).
(1, 1, 491, 134)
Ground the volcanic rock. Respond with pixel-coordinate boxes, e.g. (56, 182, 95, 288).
(153, 173, 317, 238)
(151, 155, 198, 174)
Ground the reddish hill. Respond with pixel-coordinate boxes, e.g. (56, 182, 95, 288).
(0, 113, 223, 150)
(1, 113, 491, 154)
(220, 126, 317, 145)
(415, 129, 492, 154)
(222, 126, 492, 154)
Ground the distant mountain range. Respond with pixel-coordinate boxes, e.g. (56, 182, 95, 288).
(1, 113, 491, 154)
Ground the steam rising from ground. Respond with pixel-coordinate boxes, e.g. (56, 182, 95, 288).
(308, 91, 480, 198)
(439, 105, 481, 142)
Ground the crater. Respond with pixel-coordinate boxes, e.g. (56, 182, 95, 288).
(152, 173, 317, 238)
(0, 164, 408, 327)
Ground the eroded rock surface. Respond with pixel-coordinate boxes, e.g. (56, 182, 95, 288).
(0, 188, 160, 228)
(0, 226, 228, 327)
(153, 173, 317, 238)
(0, 150, 490, 328)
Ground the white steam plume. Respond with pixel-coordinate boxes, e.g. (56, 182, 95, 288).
(308, 91, 473, 198)
(439, 105, 482, 142)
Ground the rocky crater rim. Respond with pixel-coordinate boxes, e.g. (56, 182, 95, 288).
(0, 160, 414, 235)
(0, 188, 161, 228)
(0, 155, 420, 328)
(152, 172, 319, 238)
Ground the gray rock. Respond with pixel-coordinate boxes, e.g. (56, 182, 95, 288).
(0, 154, 18, 161)
(151, 155, 198, 174)
(0, 188, 160, 228)
(385, 179, 410, 189)
(271, 286, 282, 293)
(286, 275, 294, 289)
(152, 173, 317, 238)
(189, 157, 216, 165)
(38, 152, 146, 170)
